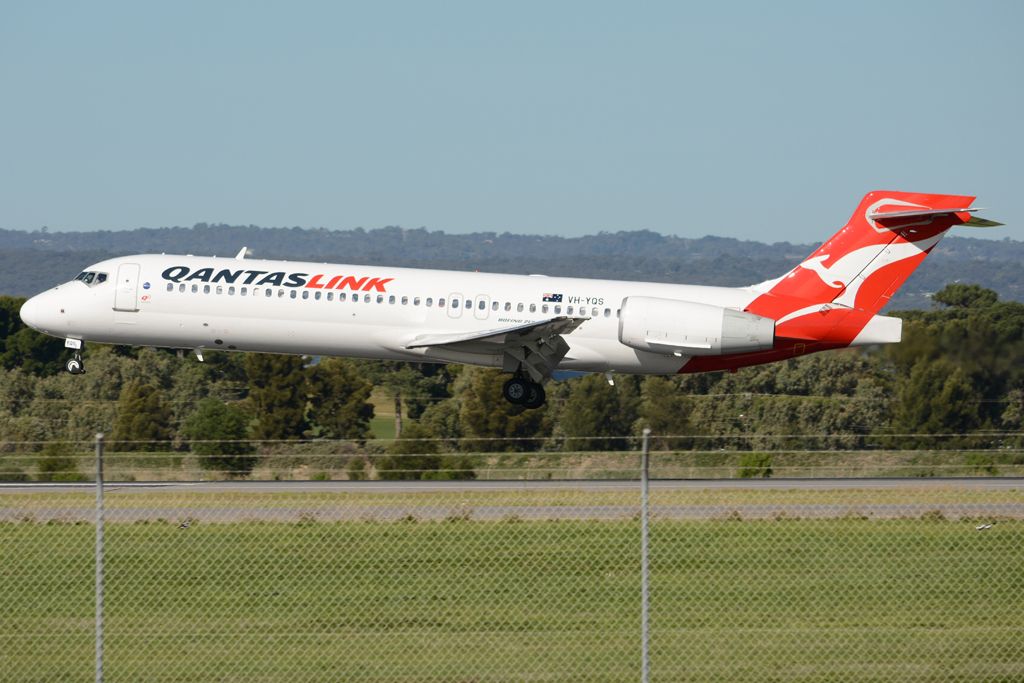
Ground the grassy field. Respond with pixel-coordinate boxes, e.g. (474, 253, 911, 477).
(4, 447, 1024, 483)
(1, 492, 1022, 682)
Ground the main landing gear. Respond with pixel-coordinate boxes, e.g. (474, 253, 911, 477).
(502, 375, 546, 409)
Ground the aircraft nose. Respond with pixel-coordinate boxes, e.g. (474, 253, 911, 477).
(19, 291, 64, 334)
(19, 296, 43, 330)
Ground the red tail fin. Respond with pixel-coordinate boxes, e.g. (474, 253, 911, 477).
(746, 190, 975, 342)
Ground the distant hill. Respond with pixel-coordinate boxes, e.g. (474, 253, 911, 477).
(2, 225, 1021, 310)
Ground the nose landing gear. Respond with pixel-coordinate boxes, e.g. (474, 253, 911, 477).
(64, 339, 85, 374)
(65, 353, 84, 375)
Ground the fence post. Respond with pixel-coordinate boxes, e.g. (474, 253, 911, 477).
(640, 428, 651, 683)
(95, 433, 105, 683)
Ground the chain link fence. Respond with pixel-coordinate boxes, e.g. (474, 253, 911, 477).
(2, 436, 1023, 681)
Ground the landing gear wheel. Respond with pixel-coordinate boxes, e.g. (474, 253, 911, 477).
(502, 377, 529, 405)
(65, 355, 84, 375)
(522, 382, 546, 409)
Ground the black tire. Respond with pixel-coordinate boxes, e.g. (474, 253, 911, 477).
(522, 382, 546, 409)
(65, 358, 83, 375)
(502, 377, 529, 404)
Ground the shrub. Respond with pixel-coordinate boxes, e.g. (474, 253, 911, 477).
(36, 442, 86, 482)
(0, 465, 30, 482)
(346, 457, 368, 481)
(182, 399, 257, 476)
(737, 452, 773, 479)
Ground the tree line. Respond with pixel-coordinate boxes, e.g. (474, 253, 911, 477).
(1, 283, 1022, 480)
(3, 225, 1023, 310)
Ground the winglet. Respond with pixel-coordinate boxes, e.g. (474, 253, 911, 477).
(235, 247, 248, 260)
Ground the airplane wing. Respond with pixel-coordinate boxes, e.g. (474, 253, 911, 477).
(404, 316, 584, 349)
(403, 316, 586, 381)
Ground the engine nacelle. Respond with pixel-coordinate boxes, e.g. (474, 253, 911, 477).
(618, 297, 775, 356)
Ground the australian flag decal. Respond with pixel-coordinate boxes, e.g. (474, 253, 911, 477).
(542, 293, 563, 302)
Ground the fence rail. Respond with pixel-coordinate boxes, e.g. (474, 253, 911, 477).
(1, 435, 1023, 682)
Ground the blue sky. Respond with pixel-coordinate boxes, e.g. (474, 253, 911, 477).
(1, 1, 1020, 241)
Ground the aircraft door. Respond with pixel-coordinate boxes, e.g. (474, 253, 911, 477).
(447, 293, 463, 319)
(113, 263, 141, 312)
(473, 295, 490, 320)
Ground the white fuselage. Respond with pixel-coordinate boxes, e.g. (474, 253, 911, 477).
(21, 253, 761, 374)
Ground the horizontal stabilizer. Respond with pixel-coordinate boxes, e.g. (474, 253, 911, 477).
(867, 207, 977, 221)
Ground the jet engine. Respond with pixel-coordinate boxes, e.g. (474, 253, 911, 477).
(618, 297, 774, 356)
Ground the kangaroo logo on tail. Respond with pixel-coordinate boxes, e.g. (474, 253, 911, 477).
(797, 255, 844, 288)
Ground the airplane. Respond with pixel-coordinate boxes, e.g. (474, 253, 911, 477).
(18, 191, 1000, 409)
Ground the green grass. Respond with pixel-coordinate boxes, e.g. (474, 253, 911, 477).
(369, 415, 396, 440)
(1, 511, 1022, 681)
(6, 447, 1024, 482)
(368, 387, 398, 440)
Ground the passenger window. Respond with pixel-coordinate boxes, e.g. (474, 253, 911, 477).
(314, 291, 321, 300)
(166, 283, 173, 292)
(389, 295, 396, 304)
(529, 304, 536, 313)
(290, 290, 297, 299)
(364, 294, 371, 302)
(265, 289, 272, 298)
(192, 284, 199, 293)
(179, 284, 185, 293)
(567, 305, 574, 315)
(339, 292, 347, 301)
(228, 286, 235, 295)
(278, 289, 285, 298)
(592, 307, 599, 317)
(504, 302, 511, 311)
(554, 305, 561, 314)
(438, 298, 444, 307)
(401, 296, 408, 305)
(478, 300, 486, 310)
(241, 287, 247, 296)
(452, 299, 459, 309)
(301, 291, 309, 300)
(214, 286, 222, 295)
(204, 285, 211, 294)
(414, 297, 421, 306)
(517, 303, 524, 313)
(376, 294, 384, 304)
(327, 292, 333, 301)
(616, 309, 621, 317)
(492, 301, 499, 311)
(542, 304, 549, 314)
(604, 308, 611, 317)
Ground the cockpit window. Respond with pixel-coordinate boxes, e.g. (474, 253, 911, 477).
(75, 271, 108, 286)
